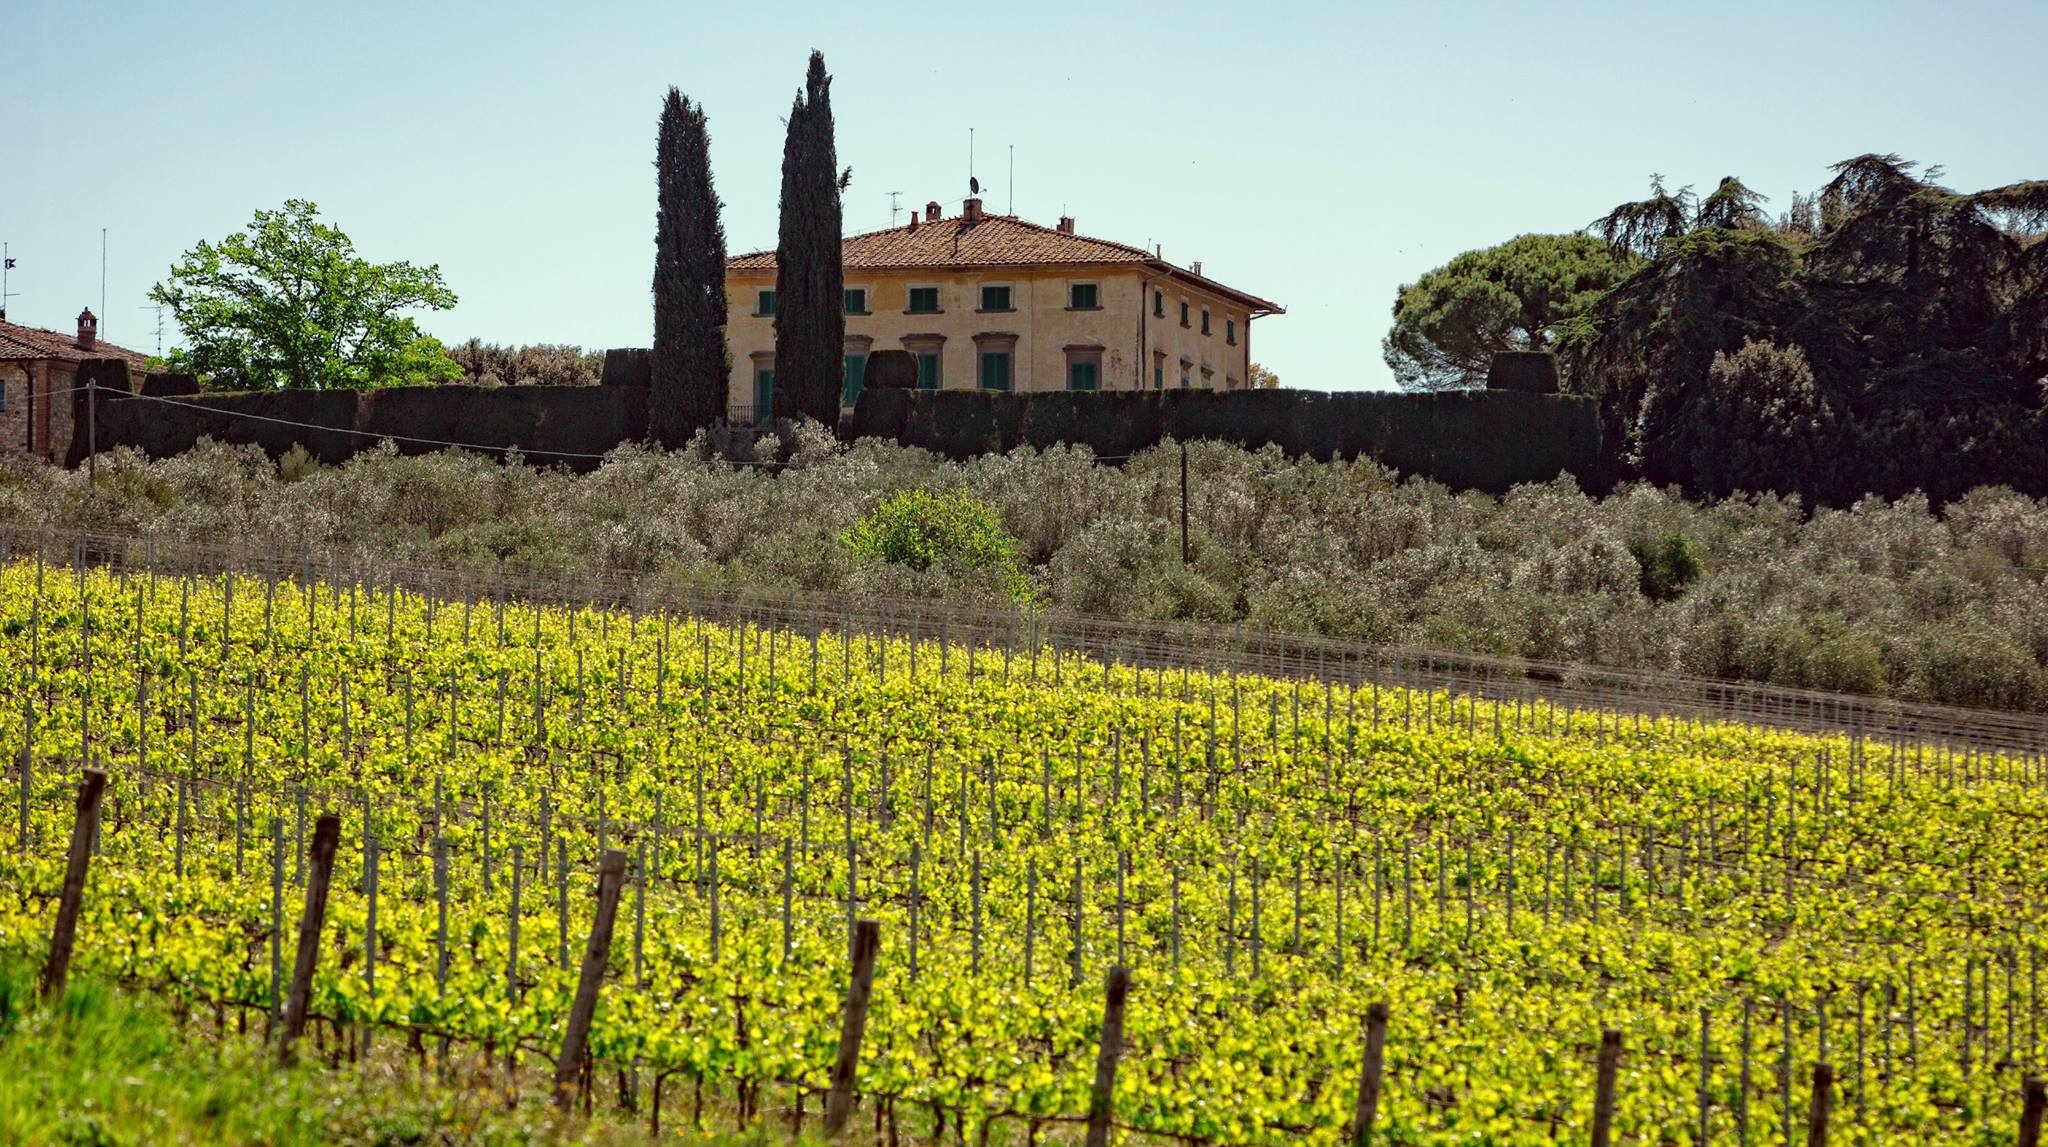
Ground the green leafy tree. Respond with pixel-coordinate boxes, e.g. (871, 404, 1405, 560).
(650, 88, 729, 447)
(150, 200, 459, 391)
(772, 51, 848, 426)
(1382, 234, 1638, 391)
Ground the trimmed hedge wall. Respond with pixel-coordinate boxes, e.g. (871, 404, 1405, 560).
(845, 388, 1614, 493)
(89, 384, 647, 473)
(82, 370, 1610, 494)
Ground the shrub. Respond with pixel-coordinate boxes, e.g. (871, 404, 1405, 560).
(842, 489, 1030, 601)
(1629, 533, 1701, 601)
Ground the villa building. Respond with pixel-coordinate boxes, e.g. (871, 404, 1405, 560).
(723, 198, 1282, 419)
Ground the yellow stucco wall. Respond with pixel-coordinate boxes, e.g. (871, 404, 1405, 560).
(723, 262, 1256, 417)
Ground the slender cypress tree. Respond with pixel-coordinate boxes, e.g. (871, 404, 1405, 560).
(650, 88, 728, 446)
(772, 51, 844, 426)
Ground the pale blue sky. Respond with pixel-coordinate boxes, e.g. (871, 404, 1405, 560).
(6, 0, 2044, 390)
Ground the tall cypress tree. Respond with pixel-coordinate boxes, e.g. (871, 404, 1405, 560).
(772, 51, 844, 426)
(650, 88, 728, 447)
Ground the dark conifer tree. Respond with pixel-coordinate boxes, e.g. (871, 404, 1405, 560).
(772, 51, 845, 425)
(650, 88, 728, 447)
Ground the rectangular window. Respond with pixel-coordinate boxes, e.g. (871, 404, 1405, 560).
(1153, 362, 1163, 389)
(1153, 290, 1164, 317)
(1067, 361, 1099, 391)
(842, 353, 867, 405)
(1069, 283, 1099, 309)
(978, 351, 1012, 391)
(1179, 368, 1191, 389)
(844, 288, 868, 314)
(916, 351, 941, 389)
(0, 379, 6, 413)
(1180, 300, 1190, 327)
(1226, 318, 1237, 345)
(757, 289, 777, 316)
(1201, 308, 1211, 335)
(907, 287, 940, 314)
(980, 285, 1012, 311)
(754, 368, 774, 414)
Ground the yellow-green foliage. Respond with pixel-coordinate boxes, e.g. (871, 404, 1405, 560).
(0, 560, 2042, 1144)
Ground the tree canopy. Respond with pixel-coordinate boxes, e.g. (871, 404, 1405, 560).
(772, 51, 846, 425)
(151, 200, 459, 391)
(1562, 155, 2048, 506)
(650, 88, 729, 446)
(1383, 234, 1638, 391)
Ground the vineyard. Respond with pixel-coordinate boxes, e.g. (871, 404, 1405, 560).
(3, 548, 2047, 1145)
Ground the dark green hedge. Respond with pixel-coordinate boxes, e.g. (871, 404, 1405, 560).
(87, 384, 648, 473)
(845, 388, 1615, 494)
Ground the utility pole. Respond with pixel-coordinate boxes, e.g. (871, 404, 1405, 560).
(1179, 441, 1191, 565)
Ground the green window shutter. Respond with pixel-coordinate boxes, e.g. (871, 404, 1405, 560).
(1202, 309, 1211, 334)
(982, 285, 1010, 311)
(1153, 290, 1163, 317)
(1227, 318, 1236, 344)
(844, 288, 866, 314)
(842, 354, 867, 405)
(916, 352, 940, 389)
(908, 287, 938, 313)
(1152, 363, 1163, 389)
(754, 368, 774, 414)
(1071, 283, 1097, 309)
(758, 290, 777, 316)
(980, 351, 1011, 391)
(1180, 300, 1189, 325)
(1068, 361, 1098, 391)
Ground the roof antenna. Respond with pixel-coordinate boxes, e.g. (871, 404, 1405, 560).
(1008, 145, 1014, 216)
(888, 190, 903, 227)
(968, 127, 975, 195)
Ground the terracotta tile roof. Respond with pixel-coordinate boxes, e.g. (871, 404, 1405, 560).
(0, 318, 153, 369)
(729, 211, 1283, 314)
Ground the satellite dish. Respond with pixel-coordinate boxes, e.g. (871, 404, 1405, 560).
(970, 176, 981, 195)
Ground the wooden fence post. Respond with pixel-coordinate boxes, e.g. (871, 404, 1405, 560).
(41, 768, 107, 999)
(1806, 1062, 1834, 1146)
(1350, 1001, 1390, 1147)
(824, 918, 882, 1136)
(279, 813, 341, 1064)
(1591, 1028, 1622, 1147)
(1085, 965, 1132, 1147)
(2020, 1074, 2045, 1147)
(552, 849, 628, 1111)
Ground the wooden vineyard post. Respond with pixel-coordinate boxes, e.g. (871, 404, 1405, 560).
(824, 918, 881, 1137)
(1591, 1028, 1622, 1147)
(2021, 1074, 2045, 1147)
(1806, 1062, 1833, 1146)
(552, 849, 628, 1112)
(41, 768, 107, 999)
(279, 813, 341, 1065)
(1349, 1001, 1390, 1147)
(1085, 965, 1132, 1147)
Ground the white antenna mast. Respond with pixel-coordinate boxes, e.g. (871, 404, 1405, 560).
(969, 127, 975, 191)
(136, 302, 165, 357)
(888, 190, 903, 227)
(101, 228, 107, 340)
(1009, 145, 1014, 215)
(0, 242, 16, 321)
